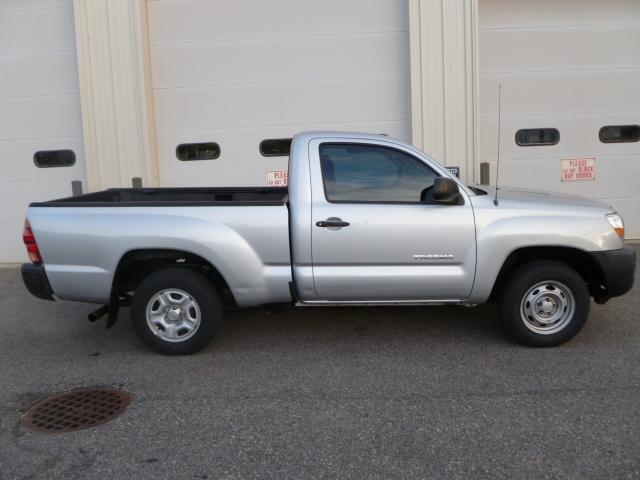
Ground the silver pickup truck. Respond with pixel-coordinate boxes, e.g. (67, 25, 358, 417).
(21, 132, 635, 354)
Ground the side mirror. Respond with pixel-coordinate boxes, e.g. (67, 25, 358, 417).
(428, 177, 463, 205)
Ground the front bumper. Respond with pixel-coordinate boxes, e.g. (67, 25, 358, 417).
(21, 263, 54, 301)
(590, 247, 636, 303)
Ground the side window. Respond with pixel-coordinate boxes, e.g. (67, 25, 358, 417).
(515, 128, 559, 146)
(33, 149, 76, 168)
(599, 125, 640, 143)
(176, 142, 220, 161)
(319, 143, 439, 203)
(260, 138, 292, 157)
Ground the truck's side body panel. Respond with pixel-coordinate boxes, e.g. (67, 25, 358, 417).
(300, 135, 477, 302)
(29, 205, 292, 306)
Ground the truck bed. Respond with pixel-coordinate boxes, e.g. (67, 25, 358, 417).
(30, 187, 288, 207)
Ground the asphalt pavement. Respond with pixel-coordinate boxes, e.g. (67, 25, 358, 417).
(0, 247, 639, 479)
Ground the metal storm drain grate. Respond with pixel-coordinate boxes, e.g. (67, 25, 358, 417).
(22, 387, 132, 433)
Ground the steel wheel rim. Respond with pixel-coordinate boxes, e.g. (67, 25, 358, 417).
(145, 289, 201, 342)
(520, 280, 575, 335)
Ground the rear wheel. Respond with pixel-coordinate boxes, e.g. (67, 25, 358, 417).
(131, 268, 221, 355)
(499, 261, 590, 347)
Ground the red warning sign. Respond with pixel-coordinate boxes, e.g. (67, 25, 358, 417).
(561, 158, 595, 182)
(266, 170, 288, 187)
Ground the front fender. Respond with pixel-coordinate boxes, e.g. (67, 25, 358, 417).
(469, 212, 623, 303)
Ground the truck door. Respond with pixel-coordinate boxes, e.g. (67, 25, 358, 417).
(308, 138, 476, 302)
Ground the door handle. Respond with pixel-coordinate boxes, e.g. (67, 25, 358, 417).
(316, 218, 350, 228)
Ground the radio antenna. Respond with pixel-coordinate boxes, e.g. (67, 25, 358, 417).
(494, 83, 502, 206)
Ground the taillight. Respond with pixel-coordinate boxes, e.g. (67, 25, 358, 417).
(22, 219, 43, 263)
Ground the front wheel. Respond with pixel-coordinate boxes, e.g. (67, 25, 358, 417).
(131, 268, 221, 355)
(499, 261, 590, 347)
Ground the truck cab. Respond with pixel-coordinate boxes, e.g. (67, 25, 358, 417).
(289, 132, 476, 303)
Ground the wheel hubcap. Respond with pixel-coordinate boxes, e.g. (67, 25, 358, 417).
(520, 280, 575, 334)
(145, 289, 201, 342)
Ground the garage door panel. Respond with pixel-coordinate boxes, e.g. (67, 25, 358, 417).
(151, 32, 408, 89)
(480, 71, 640, 117)
(0, 137, 85, 181)
(0, 179, 75, 223)
(480, 113, 640, 161)
(480, 26, 640, 73)
(150, 0, 410, 188)
(0, 221, 27, 264)
(154, 77, 409, 133)
(478, 156, 639, 199)
(0, 4, 75, 55)
(480, 0, 640, 238)
(0, 1, 71, 13)
(480, 0, 640, 29)
(0, 1, 86, 262)
(159, 170, 278, 188)
(148, 0, 406, 45)
(0, 95, 83, 141)
(0, 51, 79, 98)
(156, 120, 409, 177)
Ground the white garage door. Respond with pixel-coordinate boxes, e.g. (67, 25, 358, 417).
(479, 0, 640, 238)
(0, 0, 86, 263)
(148, 0, 410, 187)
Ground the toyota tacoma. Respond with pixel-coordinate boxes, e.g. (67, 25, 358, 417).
(21, 132, 635, 354)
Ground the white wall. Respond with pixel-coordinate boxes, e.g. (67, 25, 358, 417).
(148, 0, 411, 187)
(0, 0, 86, 263)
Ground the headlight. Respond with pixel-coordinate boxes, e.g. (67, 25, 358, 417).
(606, 213, 625, 239)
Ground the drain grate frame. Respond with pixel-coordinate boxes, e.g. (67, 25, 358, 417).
(22, 387, 132, 433)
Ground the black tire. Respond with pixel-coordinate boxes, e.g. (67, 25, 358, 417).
(130, 268, 221, 355)
(499, 260, 590, 347)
